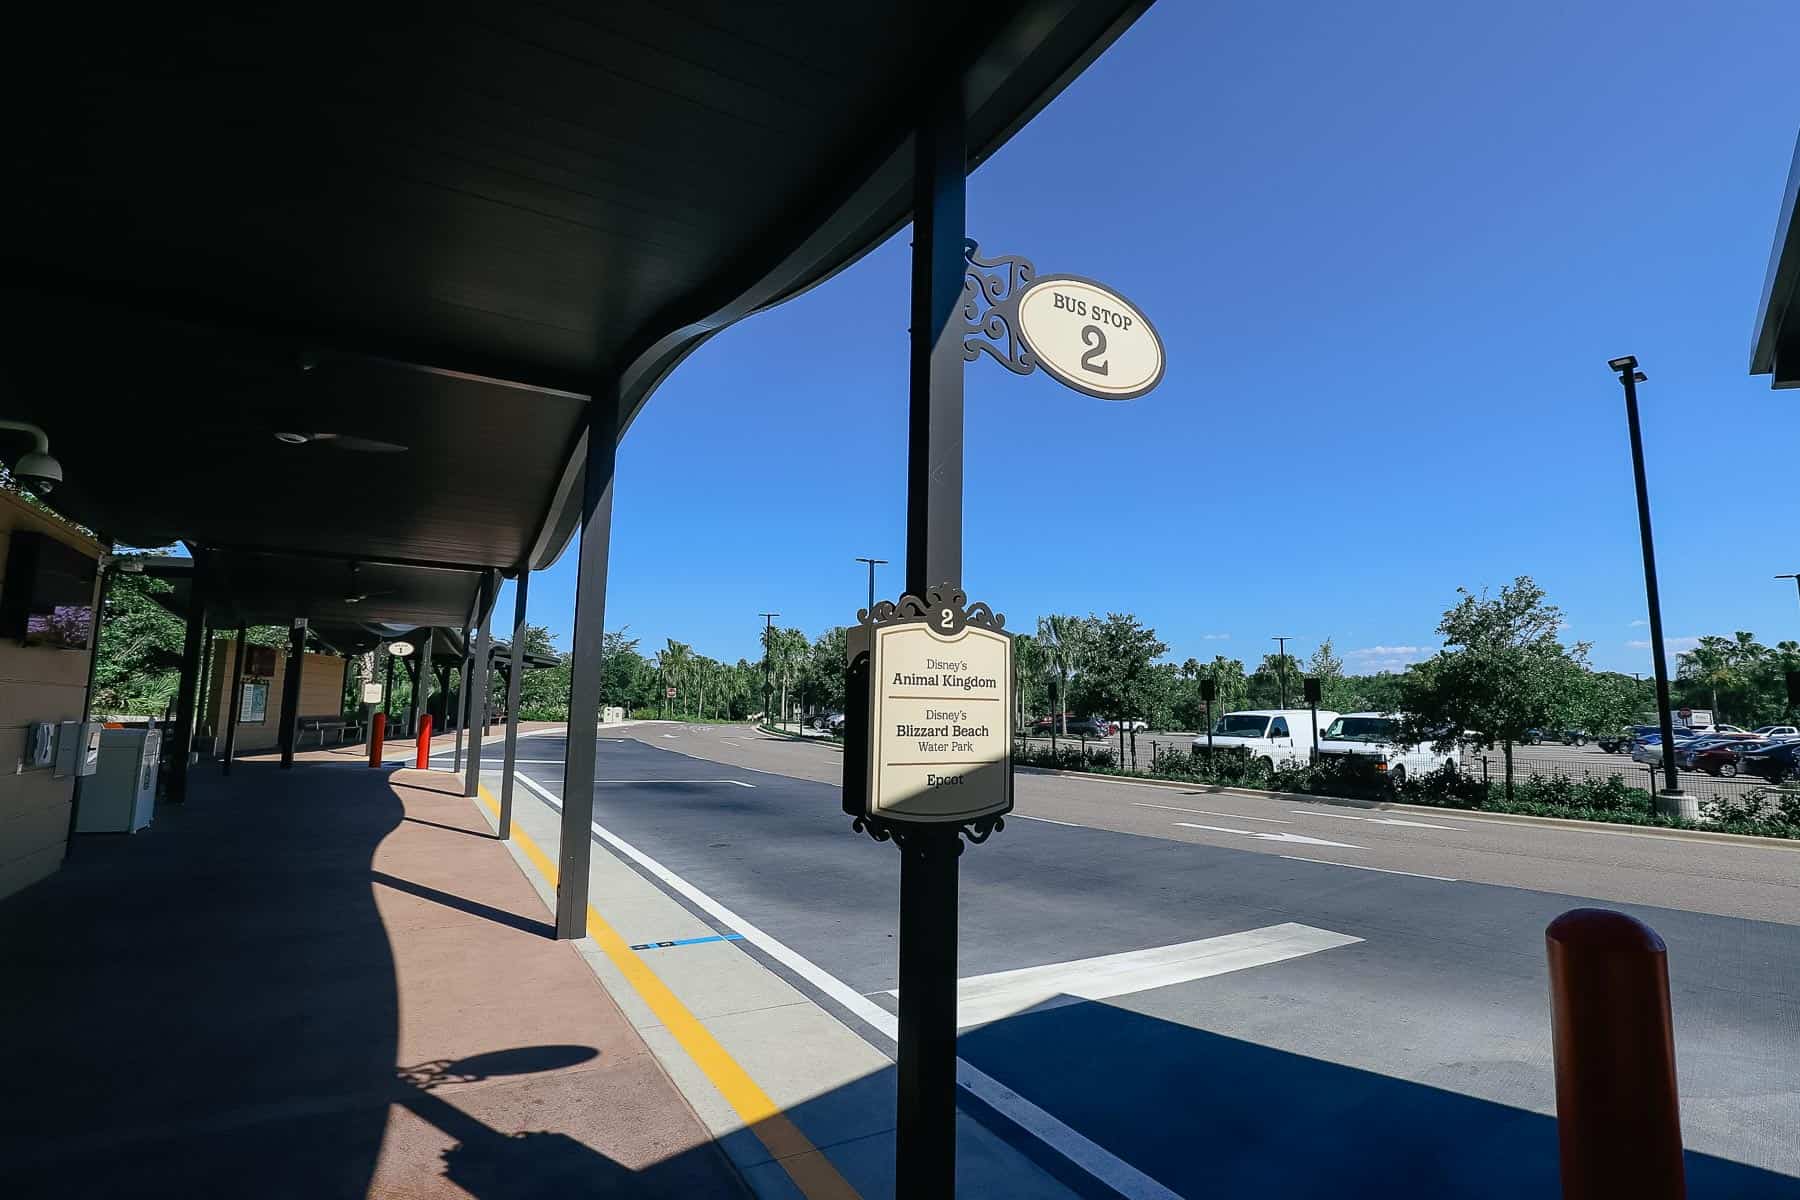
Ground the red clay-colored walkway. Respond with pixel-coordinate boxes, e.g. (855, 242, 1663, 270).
(0, 759, 745, 1199)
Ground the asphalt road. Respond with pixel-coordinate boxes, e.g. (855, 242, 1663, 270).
(498, 723, 1800, 1198)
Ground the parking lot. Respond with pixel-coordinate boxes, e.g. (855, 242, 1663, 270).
(1017, 726, 1778, 805)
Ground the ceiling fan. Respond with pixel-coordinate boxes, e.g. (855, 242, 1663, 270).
(342, 562, 397, 606)
(274, 430, 408, 453)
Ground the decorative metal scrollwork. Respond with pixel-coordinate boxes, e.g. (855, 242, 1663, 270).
(859, 583, 1006, 636)
(962, 239, 1038, 377)
(852, 813, 1005, 855)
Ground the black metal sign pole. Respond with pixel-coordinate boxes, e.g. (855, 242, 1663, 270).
(896, 73, 966, 1199)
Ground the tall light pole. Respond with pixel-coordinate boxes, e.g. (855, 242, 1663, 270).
(854, 556, 887, 614)
(1272, 635, 1294, 709)
(1611, 356, 1685, 813)
(760, 612, 779, 727)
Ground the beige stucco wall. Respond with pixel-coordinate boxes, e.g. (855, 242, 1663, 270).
(204, 640, 347, 754)
(0, 490, 103, 900)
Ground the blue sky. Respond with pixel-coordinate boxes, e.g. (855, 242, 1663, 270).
(505, 1, 1800, 677)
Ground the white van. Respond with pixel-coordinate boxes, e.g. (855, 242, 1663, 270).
(1316, 712, 1455, 786)
(1191, 709, 1340, 773)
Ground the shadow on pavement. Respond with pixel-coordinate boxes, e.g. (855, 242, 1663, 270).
(0, 763, 742, 1199)
(949, 997, 1795, 1199)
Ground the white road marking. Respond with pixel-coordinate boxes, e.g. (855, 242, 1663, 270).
(1133, 802, 1289, 824)
(431, 755, 569, 764)
(595, 779, 756, 788)
(1013, 813, 1082, 827)
(661, 733, 681, 739)
(1172, 822, 1363, 849)
(886, 924, 1361, 1030)
(1279, 856, 1459, 882)
(1292, 810, 1455, 830)
(510, 772, 1185, 1200)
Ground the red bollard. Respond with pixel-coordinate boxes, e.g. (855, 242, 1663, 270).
(1545, 908, 1685, 1200)
(368, 712, 386, 768)
(415, 715, 433, 770)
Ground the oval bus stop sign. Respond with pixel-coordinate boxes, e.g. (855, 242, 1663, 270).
(1014, 275, 1164, 400)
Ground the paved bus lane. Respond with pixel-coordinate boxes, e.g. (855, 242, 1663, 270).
(473, 731, 1800, 1199)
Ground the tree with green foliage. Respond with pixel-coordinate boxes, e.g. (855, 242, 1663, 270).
(799, 626, 850, 715)
(1037, 614, 1089, 734)
(1073, 612, 1168, 727)
(1399, 576, 1587, 800)
(1206, 655, 1250, 724)
(91, 572, 187, 715)
(1011, 633, 1049, 730)
(1247, 651, 1306, 709)
(1308, 639, 1353, 712)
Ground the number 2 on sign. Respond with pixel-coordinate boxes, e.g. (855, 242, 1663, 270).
(1080, 325, 1110, 375)
(940, 608, 954, 630)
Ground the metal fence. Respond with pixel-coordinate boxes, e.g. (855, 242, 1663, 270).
(1012, 732, 1782, 814)
(1464, 752, 1771, 808)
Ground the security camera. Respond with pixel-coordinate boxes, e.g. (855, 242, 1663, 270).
(13, 449, 62, 494)
(1, 420, 62, 495)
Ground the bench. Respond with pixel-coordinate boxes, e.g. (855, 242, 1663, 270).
(296, 716, 359, 748)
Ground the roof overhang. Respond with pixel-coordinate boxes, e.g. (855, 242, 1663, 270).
(1751, 131, 1800, 387)
(2, 3, 1154, 621)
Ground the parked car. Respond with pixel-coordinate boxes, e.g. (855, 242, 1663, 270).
(1684, 742, 1749, 777)
(1063, 715, 1113, 738)
(1674, 734, 1763, 770)
(825, 712, 847, 734)
(1632, 734, 1704, 766)
(1524, 728, 1588, 746)
(1315, 713, 1455, 787)
(1192, 709, 1341, 773)
(1751, 725, 1800, 741)
(1108, 718, 1148, 732)
(1738, 740, 1800, 783)
(1596, 726, 1655, 753)
(1028, 714, 1073, 735)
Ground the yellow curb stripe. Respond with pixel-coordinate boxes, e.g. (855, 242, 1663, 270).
(474, 785, 859, 1200)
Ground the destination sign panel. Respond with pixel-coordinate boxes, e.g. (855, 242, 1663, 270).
(867, 620, 1012, 823)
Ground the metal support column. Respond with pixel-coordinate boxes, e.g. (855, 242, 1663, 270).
(896, 72, 966, 1200)
(169, 554, 209, 803)
(556, 395, 618, 940)
(464, 570, 497, 798)
(404, 654, 421, 736)
(383, 650, 396, 721)
(194, 614, 214, 741)
(278, 618, 307, 769)
(417, 629, 435, 738)
(499, 569, 530, 839)
(222, 625, 248, 775)
(66, 549, 115, 852)
(452, 617, 472, 773)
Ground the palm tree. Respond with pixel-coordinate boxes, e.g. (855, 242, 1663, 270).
(775, 628, 808, 725)
(1038, 614, 1087, 736)
(661, 639, 693, 719)
(1012, 634, 1045, 733)
(1679, 635, 1737, 719)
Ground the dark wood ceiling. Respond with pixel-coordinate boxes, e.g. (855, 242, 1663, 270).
(1, 1, 1151, 626)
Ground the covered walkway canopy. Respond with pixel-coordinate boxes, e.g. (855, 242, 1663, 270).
(1, 1, 1151, 912)
(3, 2, 1147, 594)
(1752, 132, 1800, 386)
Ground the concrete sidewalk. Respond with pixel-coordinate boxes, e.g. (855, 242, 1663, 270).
(0, 760, 746, 1199)
(467, 730, 1080, 1200)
